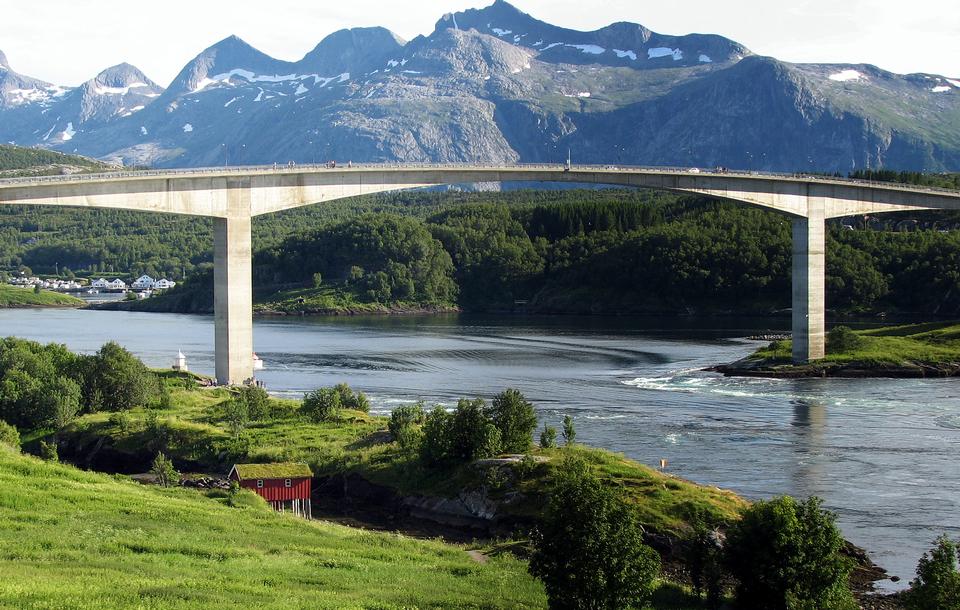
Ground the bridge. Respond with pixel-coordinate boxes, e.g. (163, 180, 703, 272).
(2, 164, 959, 385)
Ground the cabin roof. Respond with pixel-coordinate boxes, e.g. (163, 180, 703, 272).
(230, 462, 312, 480)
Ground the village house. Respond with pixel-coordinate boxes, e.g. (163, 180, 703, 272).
(153, 278, 177, 290)
(131, 275, 155, 290)
(228, 463, 312, 518)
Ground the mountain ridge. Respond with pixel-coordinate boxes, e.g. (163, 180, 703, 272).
(0, 1, 957, 172)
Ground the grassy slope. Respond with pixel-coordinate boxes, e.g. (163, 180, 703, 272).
(753, 321, 960, 366)
(59, 379, 745, 538)
(0, 446, 546, 609)
(254, 285, 456, 315)
(0, 284, 85, 307)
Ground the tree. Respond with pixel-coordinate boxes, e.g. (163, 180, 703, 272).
(725, 496, 856, 610)
(540, 425, 557, 449)
(150, 452, 179, 488)
(332, 383, 370, 413)
(83, 342, 158, 412)
(0, 420, 19, 452)
(826, 326, 864, 354)
(487, 388, 537, 453)
(449, 398, 501, 463)
(562, 415, 576, 446)
(906, 535, 960, 610)
(222, 397, 249, 437)
(529, 456, 661, 609)
(420, 406, 453, 465)
(302, 387, 341, 422)
(389, 402, 426, 450)
(233, 385, 269, 421)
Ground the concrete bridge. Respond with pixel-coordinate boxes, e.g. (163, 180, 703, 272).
(2, 164, 959, 385)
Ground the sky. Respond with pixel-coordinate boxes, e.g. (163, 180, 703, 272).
(1, 0, 957, 87)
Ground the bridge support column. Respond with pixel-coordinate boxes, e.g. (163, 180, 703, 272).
(214, 211, 254, 386)
(792, 203, 826, 363)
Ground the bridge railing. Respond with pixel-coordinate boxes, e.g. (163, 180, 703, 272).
(1, 162, 958, 197)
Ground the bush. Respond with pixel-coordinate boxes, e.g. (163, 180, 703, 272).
(539, 425, 557, 449)
(562, 415, 576, 446)
(906, 535, 960, 610)
(302, 387, 342, 422)
(529, 456, 661, 609)
(827, 326, 864, 354)
(238, 384, 271, 421)
(39, 439, 58, 462)
(0, 420, 19, 451)
(108, 411, 132, 434)
(150, 452, 179, 487)
(330, 383, 370, 413)
(487, 388, 537, 453)
(686, 525, 725, 607)
(222, 397, 249, 437)
(725, 495, 855, 610)
(389, 402, 426, 450)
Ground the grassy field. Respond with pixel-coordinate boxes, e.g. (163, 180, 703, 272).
(55, 376, 745, 539)
(752, 321, 960, 366)
(0, 445, 547, 609)
(0, 284, 85, 308)
(253, 285, 456, 315)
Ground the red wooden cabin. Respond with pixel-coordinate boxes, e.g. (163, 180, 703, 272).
(228, 462, 312, 519)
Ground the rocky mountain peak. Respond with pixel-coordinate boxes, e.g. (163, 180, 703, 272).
(0, 50, 8, 71)
(299, 27, 405, 75)
(91, 63, 160, 90)
(164, 34, 296, 98)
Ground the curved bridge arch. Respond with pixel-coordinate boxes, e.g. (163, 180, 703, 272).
(2, 164, 958, 384)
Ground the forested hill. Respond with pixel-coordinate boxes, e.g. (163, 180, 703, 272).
(0, 144, 112, 177)
(123, 189, 960, 318)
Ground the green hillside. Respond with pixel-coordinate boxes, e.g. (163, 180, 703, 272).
(0, 284, 84, 307)
(0, 446, 546, 609)
(0, 144, 111, 176)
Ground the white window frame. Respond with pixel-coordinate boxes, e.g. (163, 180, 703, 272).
(284, 479, 292, 488)
(256, 479, 263, 488)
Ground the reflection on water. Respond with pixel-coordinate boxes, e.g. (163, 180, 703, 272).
(0, 308, 957, 589)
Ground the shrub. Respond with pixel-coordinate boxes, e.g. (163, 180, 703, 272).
(150, 452, 179, 487)
(725, 495, 855, 610)
(388, 402, 426, 439)
(0, 420, 19, 451)
(539, 425, 557, 449)
(39, 440, 58, 462)
(561, 415, 576, 446)
(389, 402, 426, 450)
(108, 411, 132, 434)
(236, 385, 270, 421)
(513, 453, 538, 480)
(529, 456, 661, 609)
(222, 397, 249, 437)
(905, 535, 960, 610)
(330, 383, 370, 413)
(487, 388, 537, 453)
(686, 525, 725, 607)
(302, 387, 342, 422)
(827, 326, 864, 354)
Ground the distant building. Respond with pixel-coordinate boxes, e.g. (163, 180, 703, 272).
(131, 275, 155, 290)
(172, 350, 188, 372)
(153, 278, 177, 290)
(107, 279, 127, 291)
(91, 278, 110, 289)
(228, 463, 312, 518)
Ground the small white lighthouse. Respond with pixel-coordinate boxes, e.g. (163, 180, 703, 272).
(172, 350, 188, 372)
(252, 352, 264, 371)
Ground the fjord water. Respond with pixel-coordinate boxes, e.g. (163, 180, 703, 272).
(3, 308, 957, 588)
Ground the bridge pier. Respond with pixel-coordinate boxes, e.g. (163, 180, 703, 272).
(213, 188, 254, 385)
(792, 203, 826, 362)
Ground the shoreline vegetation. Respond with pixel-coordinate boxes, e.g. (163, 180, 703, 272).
(713, 321, 960, 378)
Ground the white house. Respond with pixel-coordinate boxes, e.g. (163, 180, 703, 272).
(108, 279, 127, 290)
(91, 278, 111, 289)
(131, 275, 155, 290)
(153, 278, 176, 290)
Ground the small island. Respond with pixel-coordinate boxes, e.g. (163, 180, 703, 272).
(714, 321, 960, 378)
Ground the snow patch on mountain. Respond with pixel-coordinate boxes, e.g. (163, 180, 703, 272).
(947, 79, 960, 88)
(182, 123, 193, 132)
(191, 69, 350, 93)
(931, 86, 951, 93)
(568, 44, 605, 55)
(699, 54, 712, 63)
(94, 83, 150, 96)
(648, 47, 683, 60)
(613, 49, 637, 60)
(490, 27, 512, 36)
(61, 122, 75, 141)
(829, 69, 863, 82)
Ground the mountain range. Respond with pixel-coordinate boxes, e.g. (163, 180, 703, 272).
(2, 0, 959, 172)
